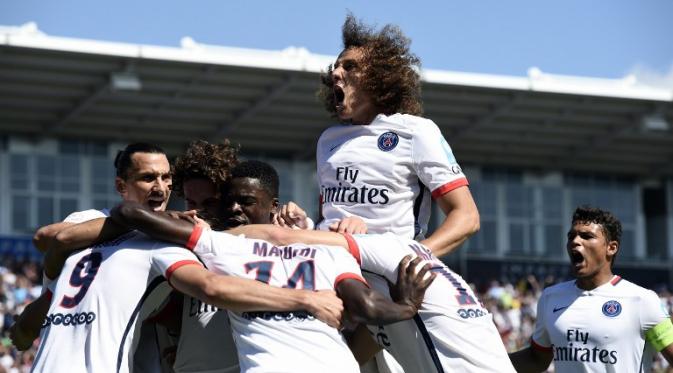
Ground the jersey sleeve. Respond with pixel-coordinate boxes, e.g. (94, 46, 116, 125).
(531, 290, 552, 352)
(331, 244, 367, 289)
(185, 226, 249, 274)
(411, 119, 468, 199)
(641, 289, 672, 351)
(150, 244, 202, 284)
(345, 233, 410, 283)
(63, 209, 108, 223)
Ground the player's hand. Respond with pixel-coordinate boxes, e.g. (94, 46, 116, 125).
(389, 255, 436, 311)
(306, 290, 344, 329)
(9, 315, 38, 351)
(274, 202, 310, 229)
(328, 216, 367, 234)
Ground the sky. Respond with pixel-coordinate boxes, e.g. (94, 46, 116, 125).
(2, 0, 673, 85)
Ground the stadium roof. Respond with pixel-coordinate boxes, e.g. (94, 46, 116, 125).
(2, 22, 673, 176)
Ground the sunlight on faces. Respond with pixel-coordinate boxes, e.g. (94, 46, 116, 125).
(115, 152, 172, 212)
(566, 222, 618, 284)
(332, 47, 378, 125)
(222, 177, 278, 227)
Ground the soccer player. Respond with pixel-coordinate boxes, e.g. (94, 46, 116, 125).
(508, 206, 673, 372)
(45, 199, 433, 373)
(169, 142, 240, 373)
(314, 14, 479, 257)
(10, 142, 174, 351)
(27, 213, 344, 373)
(228, 224, 516, 372)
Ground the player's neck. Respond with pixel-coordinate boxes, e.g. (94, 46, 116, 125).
(575, 270, 615, 290)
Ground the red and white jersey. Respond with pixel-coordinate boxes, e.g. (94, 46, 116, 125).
(346, 233, 515, 373)
(316, 113, 468, 239)
(174, 295, 239, 373)
(532, 276, 669, 373)
(32, 232, 201, 373)
(187, 227, 363, 373)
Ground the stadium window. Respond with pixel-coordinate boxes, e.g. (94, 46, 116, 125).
(9, 153, 82, 234)
(90, 156, 119, 210)
(468, 176, 498, 254)
(540, 186, 565, 257)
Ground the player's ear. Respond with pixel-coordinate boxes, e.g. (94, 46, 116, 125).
(271, 198, 279, 214)
(606, 240, 618, 259)
(115, 177, 127, 196)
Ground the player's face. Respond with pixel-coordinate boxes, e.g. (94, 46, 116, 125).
(115, 152, 172, 212)
(331, 47, 378, 125)
(183, 178, 220, 218)
(221, 177, 278, 227)
(566, 222, 617, 283)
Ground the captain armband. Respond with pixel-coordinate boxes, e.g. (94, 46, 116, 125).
(645, 318, 673, 352)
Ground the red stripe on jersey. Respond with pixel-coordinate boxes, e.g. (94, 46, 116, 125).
(610, 275, 622, 286)
(165, 260, 202, 284)
(186, 225, 204, 251)
(342, 233, 361, 266)
(530, 338, 552, 353)
(334, 273, 368, 289)
(431, 178, 469, 199)
(45, 289, 53, 302)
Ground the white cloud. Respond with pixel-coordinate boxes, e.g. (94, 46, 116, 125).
(627, 63, 673, 89)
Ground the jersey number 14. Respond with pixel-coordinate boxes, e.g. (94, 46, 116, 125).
(245, 260, 315, 290)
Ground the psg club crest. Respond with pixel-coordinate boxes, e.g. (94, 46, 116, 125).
(602, 300, 622, 317)
(377, 132, 399, 152)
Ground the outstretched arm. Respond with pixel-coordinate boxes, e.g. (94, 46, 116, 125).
(110, 201, 195, 245)
(336, 256, 434, 325)
(169, 264, 344, 329)
(229, 224, 348, 248)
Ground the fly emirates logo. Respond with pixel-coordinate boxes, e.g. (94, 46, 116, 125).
(554, 329, 617, 364)
(321, 166, 390, 205)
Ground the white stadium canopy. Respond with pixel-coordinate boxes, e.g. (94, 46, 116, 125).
(2, 22, 673, 175)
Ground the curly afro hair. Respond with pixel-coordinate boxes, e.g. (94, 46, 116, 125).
(172, 139, 239, 197)
(318, 13, 423, 119)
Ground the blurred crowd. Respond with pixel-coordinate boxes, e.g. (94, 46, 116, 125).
(0, 257, 41, 373)
(1, 257, 672, 372)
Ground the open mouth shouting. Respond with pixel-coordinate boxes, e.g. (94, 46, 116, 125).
(334, 85, 345, 112)
(569, 249, 585, 270)
(147, 194, 166, 211)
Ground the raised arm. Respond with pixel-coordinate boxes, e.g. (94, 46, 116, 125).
(337, 256, 434, 325)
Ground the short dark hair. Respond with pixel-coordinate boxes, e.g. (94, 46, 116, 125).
(572, 206, 622, 246)
(230, 160, 279, 198)
(172, 140, 239, 197)
(114, 142, 166, 179)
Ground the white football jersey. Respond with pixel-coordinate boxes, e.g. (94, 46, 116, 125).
(174, 295, 239, 373)
(63, 208, 110, 223)
(316, 113, 467, 240)
(347, 233, 515, 373)
(32, 232, 201, 373)
(187, 227, 363, 373)
(532, 276, 669, 373)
